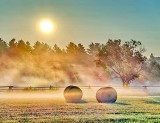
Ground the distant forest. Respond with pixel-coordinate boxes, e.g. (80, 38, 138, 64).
(0, 38, 160, 86)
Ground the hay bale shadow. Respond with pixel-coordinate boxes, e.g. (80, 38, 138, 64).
(79, 100, 88, 103)
(66, 99, 87, 104)
(145, 101, 160, 105)
(114, 102, 130, 105)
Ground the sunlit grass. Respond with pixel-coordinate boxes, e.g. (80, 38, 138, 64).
(0, 96, 160, 122)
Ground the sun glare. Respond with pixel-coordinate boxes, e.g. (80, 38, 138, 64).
(40, 19, 54, 33)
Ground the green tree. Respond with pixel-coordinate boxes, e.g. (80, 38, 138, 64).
(77, 43, 86, 53)
(33, 41, 41, 50)
(42, 43, 52, 52)
(26, 41, 32, 53)
(87, 42, 101, 56)
(53, 44, 62, 53)
(17, 40, 26, 51)
(149, 53, 154, 60)
(66, 42, 78, 54)
(96, 39, 147, 87)
(33, 41, 52, 54)
(9, 38, 17, 48)
(32, 41, 42, 54)
(0, 38, 8, 55)
(148, 59, 160, 81)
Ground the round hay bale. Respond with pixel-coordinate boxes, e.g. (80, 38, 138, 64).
(96, 87, 117, 103)
(64, 85, 83, 103)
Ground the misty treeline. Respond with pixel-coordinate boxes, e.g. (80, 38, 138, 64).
(0, 38, 159, 87)
(0, 38, 109, 86)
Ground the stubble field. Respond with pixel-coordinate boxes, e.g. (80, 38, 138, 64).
(0, 93, 160, 123)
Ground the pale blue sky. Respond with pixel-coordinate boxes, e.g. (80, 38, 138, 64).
(0, 0, 160, 56)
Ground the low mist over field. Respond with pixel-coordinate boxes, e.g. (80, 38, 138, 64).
(1, 85, 160, 98)
(0, 55, 110, 87)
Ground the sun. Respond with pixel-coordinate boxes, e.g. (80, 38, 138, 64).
(40, 19, 54, 33)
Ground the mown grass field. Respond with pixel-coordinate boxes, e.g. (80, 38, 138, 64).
(0, 95, 160, 123)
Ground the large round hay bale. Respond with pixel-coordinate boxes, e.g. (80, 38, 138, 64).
(64, 85, 83, 103)
(96, 87, 117, 103)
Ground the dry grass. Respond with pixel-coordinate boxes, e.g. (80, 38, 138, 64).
(0, 95, 160, 123)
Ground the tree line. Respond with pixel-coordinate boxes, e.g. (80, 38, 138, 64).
(0, 38, 159, 87)
(0, 38, 87, 55)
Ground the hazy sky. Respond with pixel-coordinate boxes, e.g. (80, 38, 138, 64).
(0, 0, 160, 56)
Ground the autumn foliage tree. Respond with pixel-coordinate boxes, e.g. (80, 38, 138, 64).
(96, 39, 147, 87)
